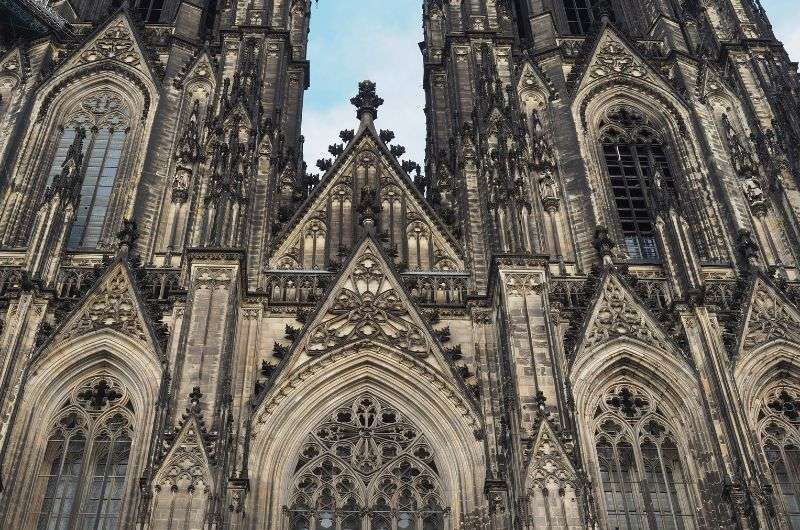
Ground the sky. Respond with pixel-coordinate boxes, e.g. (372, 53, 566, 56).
(301, 0, 800, 173)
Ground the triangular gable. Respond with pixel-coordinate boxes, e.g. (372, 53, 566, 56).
(0, 48, 26, 82)
(253, 236, 482, 429)
(294, 237, 454, 371)
(516, 59, 557, 101)
(173, 51, 215, 90)
(568, 23, 675, 98)
(575, 273, 681, 358)
(269, 126, 464, 272)
(736, 276, 800, 357)
(57, 12, 158, 80)
(154, 414, 214, 492)
(525, 418, 577, 490)
(696, 61, 735, 103)
(43, 260, 164, 356)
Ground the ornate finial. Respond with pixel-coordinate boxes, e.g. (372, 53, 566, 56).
(593, 225, 616, 268)
(350, 80, 384, 120)
(116, 218, 139, 254)
(189, 386, 203, 406)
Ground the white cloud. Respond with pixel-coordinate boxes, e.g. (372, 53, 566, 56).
(302, 13, 425, 174)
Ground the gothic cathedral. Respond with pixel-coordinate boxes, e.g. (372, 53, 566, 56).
(0, 0, 799, 528)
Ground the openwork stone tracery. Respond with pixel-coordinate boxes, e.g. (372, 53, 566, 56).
(591, 383, 697, 529)
(307, 250, 429, 357)
(32, 375, 134, 530)
(758, 378, 800, 525)
(287, 394, 447, 529)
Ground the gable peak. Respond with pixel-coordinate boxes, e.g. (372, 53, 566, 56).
(303, 237, 431, 358)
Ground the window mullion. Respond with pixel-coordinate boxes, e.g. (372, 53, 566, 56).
(656, 443, 684, 530)
(82, 129, 114, 248)
(612, 444, 636, 529)
(69, 430, 95, 530)
(781, 445, 800, 520)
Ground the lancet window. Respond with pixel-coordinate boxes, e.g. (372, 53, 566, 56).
(45, 91, 131, 249)
(591, 383, 696, 529)
(599, 106, 674, 261)
(758, 381, 800, 527)
(31, 375, 134, 530)
(287, 394, 447, 530)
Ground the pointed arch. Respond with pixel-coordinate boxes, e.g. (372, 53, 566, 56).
(0, 331, 163, 529)
(570, 339, 706, 529)
(572, 42, 731, 263)
(733, 341, 800, 526)
(248, 345, 485, 528)
(0, 41, 159, 246)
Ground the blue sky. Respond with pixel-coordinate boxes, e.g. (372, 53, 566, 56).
(302, 0, 800, 172)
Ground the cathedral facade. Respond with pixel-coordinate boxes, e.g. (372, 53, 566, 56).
(0, 0, 799, 528)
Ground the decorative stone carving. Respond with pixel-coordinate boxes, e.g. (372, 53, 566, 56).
(59, 263, 149, 344)
(589, 36, 648, 81)
(742, 281, 800, 353)
(79, 19, 141, 67)
(582, 275, 664, 352)
(307, 248, 429, 357)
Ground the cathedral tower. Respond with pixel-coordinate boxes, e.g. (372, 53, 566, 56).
(0, 0, 799, 528)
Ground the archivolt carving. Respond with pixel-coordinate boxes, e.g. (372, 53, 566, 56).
(254, 344, 480, 432)
(307, 250, 429, 357)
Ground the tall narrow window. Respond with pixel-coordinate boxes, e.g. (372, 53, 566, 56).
(599, 106, 674, 261)
(32, 376, 134, 530)
(287, 394, 447, 529)
(592, 384, 696, 529)
(759, 383, 800, 528)
(45, 92, 132, 250)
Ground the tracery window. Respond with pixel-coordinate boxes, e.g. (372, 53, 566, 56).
(599, 106, 674, 261)
(591, 384, 696, 529)
(758, 382, 800, 527)
(46, 92, 131, 250)
(32, 376, 134, 530)
(287, 394, 447, 530)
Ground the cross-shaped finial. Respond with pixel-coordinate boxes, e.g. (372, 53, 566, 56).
(350, 80, 384, 121)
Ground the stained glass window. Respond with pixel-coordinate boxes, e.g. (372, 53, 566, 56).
(46, 92, 131, 249)
(760, 384, 800, 528)
(599, 106, 674, 261)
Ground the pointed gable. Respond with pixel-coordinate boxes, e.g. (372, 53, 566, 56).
(737, 277, 800, 356)
(576, 273, 680, 357)
(154, 414, 214, 493)
(49, 260, 164, 355)
(568, 23, 671, 97)
(301, 238, 434, 360)
(525, 418, 577, 490)
(269, 127, 464, 272)
(58, 13, 157, 79)
(516, 59, 557, 101)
